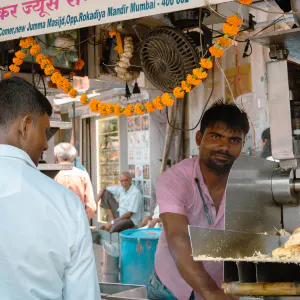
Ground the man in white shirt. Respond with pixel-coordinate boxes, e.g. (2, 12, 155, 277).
(97, 172, 143, 232)
(0, 77, 100, 300)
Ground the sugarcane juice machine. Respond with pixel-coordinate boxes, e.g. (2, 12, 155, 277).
(189, 29, 300, 299)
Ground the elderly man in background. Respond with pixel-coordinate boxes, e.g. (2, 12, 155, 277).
(54, 142, 97, 220)
(97, 171, 143, 233)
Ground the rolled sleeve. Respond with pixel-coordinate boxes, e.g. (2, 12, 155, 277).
(62, 195, 100, 300)
(156, 172, 188, 217)
(127, 191, 142, 213)
(106, 186, 121, 197)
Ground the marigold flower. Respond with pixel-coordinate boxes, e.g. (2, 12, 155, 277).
(173, 87, 185, 99)
(186, 74, 201, 86)
(45, 66, 55, 76)
(161, 93, 174, 107)
(69, 89, 78, 98)
(217, 37, 232, 47)
(36, 54, 45, 64)
(105, 104, 115, 115)
(4, 72, 12, 79)
(69, 72, 76, 78)
(239, 0, 252, 4)
(144, 101, 155, 113)
(134, 103, 145, 115)
(15, 51, 26, 60)
(181, 81, 191, 93)
(40, 59, 51, 69)
(51, 72, 62, 84)
(98, 104, 108, 116)
(74, 58, 85, 71)
(114, 104, 123, 116)
(26, 37, 36, 45)
(9, 64, 20, 73)
(200, 58, 213, 69)
(223, 23, 239, 36)
(153, 96, 164, 110)
(209, 46, 225, 58)
(226, 15, 242, 27)
(19, 39, 30, 49)
(30, 44, 41, 57)
(192, 69, 208, 80)
(56, 77, 65, 89)
(80, 94, 89, 104)
(123, 104, 134, 117)
(89, 99, 100, 113)
(12, 58, 23, 66)
(63, 79, 72, 92)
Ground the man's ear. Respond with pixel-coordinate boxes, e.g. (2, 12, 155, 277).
(19, 115, 33, 140)
(196, 130, 202, 147)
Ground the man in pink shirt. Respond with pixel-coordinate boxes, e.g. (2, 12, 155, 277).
(54, 142, 97, 220)
(147, 101, 249, 300)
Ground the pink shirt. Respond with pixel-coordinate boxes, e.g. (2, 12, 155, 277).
(155, 158, 225, 300)
(55, 166, 97, 220)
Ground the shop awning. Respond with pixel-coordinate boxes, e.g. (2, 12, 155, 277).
(0, 0, 230, 42)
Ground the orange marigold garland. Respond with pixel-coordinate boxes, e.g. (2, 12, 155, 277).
(173, 87, 185, 99)
(4, 3, 246, 117)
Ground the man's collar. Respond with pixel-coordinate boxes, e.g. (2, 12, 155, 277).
(0, 144, 37, 169)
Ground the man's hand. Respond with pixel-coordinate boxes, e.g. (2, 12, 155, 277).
(100, 223, 113, 232)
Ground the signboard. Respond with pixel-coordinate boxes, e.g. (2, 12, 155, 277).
(0, 0, 227, 42)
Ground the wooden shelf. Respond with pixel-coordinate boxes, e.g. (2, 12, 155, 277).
(99, 162, 119, 165)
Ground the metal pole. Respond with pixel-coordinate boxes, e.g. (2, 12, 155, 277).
(72, 101, 77, 167)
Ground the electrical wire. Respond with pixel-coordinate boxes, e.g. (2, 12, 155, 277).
(166, 58, 215, 132)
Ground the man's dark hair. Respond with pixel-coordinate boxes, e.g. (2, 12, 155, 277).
(0, 76, 52, 130)
(200, 100, 250, 136)
(261, 127, 272, 158)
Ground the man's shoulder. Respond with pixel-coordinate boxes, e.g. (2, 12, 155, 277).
(159, 157, 198, 183)
(131, 184, 143, 196)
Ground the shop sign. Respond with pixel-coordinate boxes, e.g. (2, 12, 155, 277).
(0, 0, 226, 42)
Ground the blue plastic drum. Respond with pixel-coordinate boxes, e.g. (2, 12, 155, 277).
(120, 228, 161, 285)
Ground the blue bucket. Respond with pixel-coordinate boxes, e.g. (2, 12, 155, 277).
(120, 228, 161, 285)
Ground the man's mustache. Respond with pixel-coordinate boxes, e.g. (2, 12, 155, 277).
(210, 151, 234, 160)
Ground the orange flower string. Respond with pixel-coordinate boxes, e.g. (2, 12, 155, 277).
(173, 87, 185, 99)
(9, 65, 20, 73)
(186, 74, 201, 86)
(74, 58, 85, 70)
(144, 102, 155, 113)
(80, 94, 89, 104)
(226, 15, 242, 27)
(69, 89, 78, 98)
(134, 103, 145, 115)
(239, 0, 252, 4)
(181, 81, 192, 93)
(30, 44, 41, 57)
(124, 104, 134, 117)
(4, 73, 12, 78)
(161, 93, 174, 107)
(200, 58, 213, 69)
(114, 104, 123, 116)
(153, 96, 164, 110)
(15, 51, 26, 60)
(223, 23, 239, 37)
(209, 46, 225, 58)
(12, 58, 23, 66)
(217, 37, 232, 47)
(193, 69, 208, 80)
(89, 100, 100, 113)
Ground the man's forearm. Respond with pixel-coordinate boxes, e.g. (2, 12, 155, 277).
(96, 189, 105, 203)
(169, 233, 220, 298)
(115, 212, 133, 221)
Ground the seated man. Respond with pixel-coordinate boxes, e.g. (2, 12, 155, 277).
(140, 205, 161, 229)
(54, 142, 97, 220)
(97, 172, 143, 233)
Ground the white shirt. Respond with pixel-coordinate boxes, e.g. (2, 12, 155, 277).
(0, 145, 100, 300)
(267, 156, 279, 162)
(152, 205, 160, 219)
(107, 184, 143, 226)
